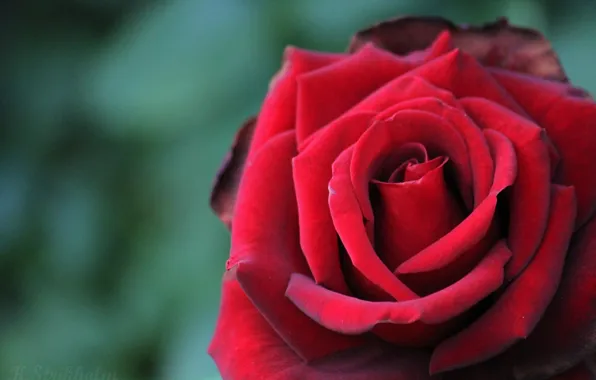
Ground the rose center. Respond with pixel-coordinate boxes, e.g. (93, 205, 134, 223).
(369, 150, 468, 295)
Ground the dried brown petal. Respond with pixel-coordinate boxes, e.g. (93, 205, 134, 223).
(349, 16, 568, 82)
(210, 117, 256, 229)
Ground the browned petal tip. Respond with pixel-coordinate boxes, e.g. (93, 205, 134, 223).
(210, 117, 256, 229)
(349, 16, 568, 82)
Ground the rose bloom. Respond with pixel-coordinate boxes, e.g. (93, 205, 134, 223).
(208, 16, 596, 380)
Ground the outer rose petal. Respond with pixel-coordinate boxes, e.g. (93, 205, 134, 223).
(462, 97, 552, 280)
(349, 16, 568, 81)
(209, 268, 435, 380)
(347, 75, 460, 116)
(329, 147, 419, 301)
(210, 116, 256, 229)
(492, 69, 596, 226)
(248, 47, 344, 159)
(229, 131, 363, 361)
(293, 112, 376, 294)
(295, 44, 414, 145)
(410, 49, 526, 115)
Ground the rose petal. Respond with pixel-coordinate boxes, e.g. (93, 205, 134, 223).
(209, 268, 434, 380)
(347, 75, 460, 116)
(462, 97, 551, 280)
(411, 49, 526, 115)
(286, 273, 421, 334)
(438, 106, 494, 207)
(210, 116, 256, 229)
(329, 147, 419, 301)
(286, 240, 510, 333)
(293, 112, 375, 294)
(248, 47, 344, 159)
(382, 143, 428, 182)
(229, 131, 363, 361)
(430, 185, 576, 374)
(492, 69, 596, 227)
(397, 128, 517, 274)
(349, 16, 568, 81)
(296, 43, 413, 144)
(402, 155, 444, 181)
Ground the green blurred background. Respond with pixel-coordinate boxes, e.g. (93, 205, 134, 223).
(1, 1, 594, 379)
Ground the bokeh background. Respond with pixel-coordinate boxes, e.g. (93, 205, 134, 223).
(1, 1, 595, 379)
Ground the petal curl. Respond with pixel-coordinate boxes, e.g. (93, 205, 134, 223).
(329, 147, 418, 301)
(286, 240, 510, 334)
(293, 112, 375, 294)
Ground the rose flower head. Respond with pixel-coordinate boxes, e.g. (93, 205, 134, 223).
(208, 16, 596, 380)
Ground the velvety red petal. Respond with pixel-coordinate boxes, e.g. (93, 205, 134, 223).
(438, 105, 494, 207)
(347, 75, 459, 117)
(492, 69, 596, 227)
(248, 47, 344, 159)
(286, 273, 420, 334)
(292, 112, 375, 294)
(287, 240, 510, 334)
(397, 128, 517, 274)
(210, 116, 256, 229)
(371, 157, 464, 273)
(430, 185, 576, 374)
(329, 147, 419, 301)
(411, 49, 526, 115)
(462, 97, 551, 280)
(210, 268, 435, 380)
(229, 131, 363, 361)
(295, 43, 413, 145)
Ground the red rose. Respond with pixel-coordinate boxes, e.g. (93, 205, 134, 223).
(208, 16, 596, 380)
